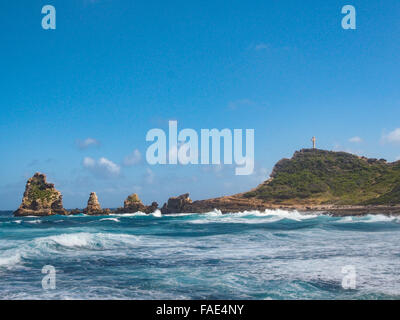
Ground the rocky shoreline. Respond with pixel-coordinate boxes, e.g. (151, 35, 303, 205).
(158, 193, 400, 216)
(12, 172, 400, 217)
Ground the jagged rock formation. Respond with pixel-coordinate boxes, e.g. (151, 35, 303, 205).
(13, 173, 67, 216)
(115, 193, 158, 214)
(159, 193, 269, 214)
(148, 202, 159, 213)
(69, 208, 83, 215)
(124, 193, 142, 210)
(84, 192, 110, 215)
(161, 193, 193, 214)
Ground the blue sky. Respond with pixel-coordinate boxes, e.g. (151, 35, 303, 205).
(0, 0, 399, 209)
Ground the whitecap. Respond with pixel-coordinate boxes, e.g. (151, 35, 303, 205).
(0, 232, 143, 270)
(337, 214, 399, 224)
(189, 208, 319, 224)
(201, 209, 223, 216)
(151, 209, 162, 217)
(337, 216, 354, 223)
(0, 253, 21, 268)
(358, 214, 399, 223)
(26, 220, 42, 224)
(42, 233, 95, 248)
(111, 212, 147, 217)
(32, 232, 142, 251)
(99, 218, 120, 223)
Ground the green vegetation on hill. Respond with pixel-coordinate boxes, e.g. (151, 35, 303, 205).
(243, 149, 400, 205)
(28, 184, 54, 203)
(26, 176, 57, 205)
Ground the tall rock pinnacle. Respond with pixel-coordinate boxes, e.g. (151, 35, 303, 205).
(84, 192, 103, 215)
(14, 173, 67, 216)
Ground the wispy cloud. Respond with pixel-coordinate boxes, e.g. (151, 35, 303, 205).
(27, 158, 55, 168)
(382, 128, 400, 144)
(228, 99, 255, 110)
(332, 144, 363, 156)
(349, 136, 362, 143)
(248, 42, 293, 52)
(168, 141, 189, 164)
(143, 168, 155, 184)
(83, 157, 121, 178)
(76, 138, 100, 150)
(123, 149, 142, 166)
(254, 43, 269, 51)
(249, 166, 269, 183)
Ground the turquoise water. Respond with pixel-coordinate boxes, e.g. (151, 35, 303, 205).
(1, 209, 400, 300)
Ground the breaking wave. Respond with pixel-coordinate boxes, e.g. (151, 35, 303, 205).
(25, 220, 42, 224)
(188, 208, 320, 224)
(0, 253, 22, 268)
(0, 232, 142, 269)
(110, 212, 147, 217)
(337, 214, 400, 223)
(1, 210, 400, 299)
(99, 218, 120, 223)
(151, 209, 162, 217)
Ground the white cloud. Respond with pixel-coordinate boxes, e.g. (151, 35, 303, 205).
(83, 157, 95, 167)
(98, 158, 120, 175)
(382, 128, 400, 144)
(332, 144, 363, 156)
(143, 168, 155, 184)
(349, 136, 362, 143)
(168, 141, 187, 164)
(77, 138, 100, 149)
(228, 99, 255, 110)
(202, 164, 225, 176)
(251, 167, 269, 182)
(83, 157, 121, 178)
(123, 149, 142, 166)
(254, 43, 269, 51)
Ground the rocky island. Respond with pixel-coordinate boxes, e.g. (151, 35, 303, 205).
(115, 193, 158, 214)
(13, 149, 400, 216)
(83, 192, 111, 215)
(14, 173, 67, 216)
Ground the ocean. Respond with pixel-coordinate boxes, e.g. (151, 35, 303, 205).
(0, 209, 399, 300)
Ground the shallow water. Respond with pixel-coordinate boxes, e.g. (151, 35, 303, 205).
(0, 209, 400, 299)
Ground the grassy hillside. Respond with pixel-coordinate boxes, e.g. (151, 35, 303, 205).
(243, 149, 400, 205)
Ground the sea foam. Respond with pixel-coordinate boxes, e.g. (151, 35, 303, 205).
(189, 208, 319, 224)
